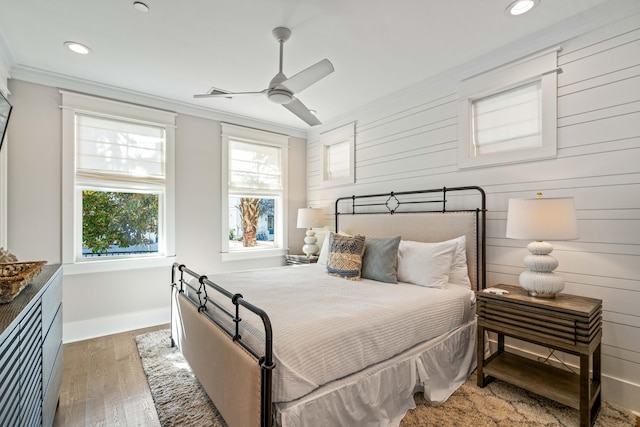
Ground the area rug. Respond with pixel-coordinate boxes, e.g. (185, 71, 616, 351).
(136, 329, 636, 427)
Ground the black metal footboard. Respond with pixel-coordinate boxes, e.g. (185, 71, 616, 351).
(170, 264, 275, 427)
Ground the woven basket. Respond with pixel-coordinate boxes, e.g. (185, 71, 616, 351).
(0, 261, 47, 303)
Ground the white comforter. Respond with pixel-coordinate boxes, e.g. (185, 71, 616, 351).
(194, 264, 474, 403)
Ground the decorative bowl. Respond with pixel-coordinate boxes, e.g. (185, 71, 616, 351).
(0, 261, 47, 303)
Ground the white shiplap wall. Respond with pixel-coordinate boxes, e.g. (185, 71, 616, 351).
(306, 14, 640, 412)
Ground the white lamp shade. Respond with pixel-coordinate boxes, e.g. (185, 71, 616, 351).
(297, 208, 323, 229)
(506, 197, 579, 241)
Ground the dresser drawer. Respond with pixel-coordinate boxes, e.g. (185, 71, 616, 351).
(43, 342, 63, 427)
(43, 304, 63, 392)
(42, 268, 62, 338)
(0, 325, 21, 426)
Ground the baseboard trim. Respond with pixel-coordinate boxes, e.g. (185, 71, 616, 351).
(63, 307, 170, 343)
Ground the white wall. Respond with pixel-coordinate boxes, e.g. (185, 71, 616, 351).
(306, 13, 640, 412)
(6, 79, 308, 342)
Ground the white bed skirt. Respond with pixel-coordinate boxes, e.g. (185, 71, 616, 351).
(274, 317, 477, 427)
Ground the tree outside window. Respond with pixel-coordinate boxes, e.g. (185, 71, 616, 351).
(82, 190, 159, 256)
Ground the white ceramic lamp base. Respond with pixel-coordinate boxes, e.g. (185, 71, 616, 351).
(519, 241, 564, 298)
(302, 229, 319, 257)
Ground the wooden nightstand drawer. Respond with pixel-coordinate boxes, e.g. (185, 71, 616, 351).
(478, 286, 601, 351)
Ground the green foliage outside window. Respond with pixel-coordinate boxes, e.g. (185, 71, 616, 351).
(82, 190, 159, 255)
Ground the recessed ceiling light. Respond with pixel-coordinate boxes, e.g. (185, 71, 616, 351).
(133, 2, 150, 12)
(309, 109, 318, 116)
(505, 0, 539, 16)
(64, 41, 92, 55)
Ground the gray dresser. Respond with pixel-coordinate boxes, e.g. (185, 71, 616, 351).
(0, 264, 63, 427)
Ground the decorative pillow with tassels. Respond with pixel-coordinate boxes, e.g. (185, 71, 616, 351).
(326, 233, 366, 281)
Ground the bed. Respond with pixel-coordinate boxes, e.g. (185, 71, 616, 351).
(170, 186, 486, 427)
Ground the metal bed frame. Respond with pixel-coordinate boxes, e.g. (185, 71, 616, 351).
(170, 185, 486, 427)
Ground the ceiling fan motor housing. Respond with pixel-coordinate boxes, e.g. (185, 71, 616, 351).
(268, 88, 293, 104)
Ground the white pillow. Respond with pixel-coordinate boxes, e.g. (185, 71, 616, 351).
(318, 231, 352, 266)
(397, 239, 457, 288)
(317, 231, 331, 265)
(448, 236, 472, 288)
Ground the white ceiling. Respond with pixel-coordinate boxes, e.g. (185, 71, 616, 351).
(0, 0, 625, 131)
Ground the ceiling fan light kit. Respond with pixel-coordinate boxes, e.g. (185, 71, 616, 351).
(194, 26, 334, 126)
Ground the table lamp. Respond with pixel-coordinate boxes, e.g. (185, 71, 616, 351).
(296, 208, 323, 257)
(505, 194, 578, 298)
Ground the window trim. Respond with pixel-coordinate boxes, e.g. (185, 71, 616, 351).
(0, 86, 9, 248)
(220, 123, 289, 261)
(457, 47, 560, 169)
(61, 91, 176, 274)
(321, 122, 356, 187)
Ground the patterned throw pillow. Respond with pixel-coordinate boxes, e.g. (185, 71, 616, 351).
(326, 234, 366, 280)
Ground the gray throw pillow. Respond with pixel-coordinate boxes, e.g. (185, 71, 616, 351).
(361, 236, 401, 283)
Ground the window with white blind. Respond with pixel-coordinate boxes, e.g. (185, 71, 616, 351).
(458, 47, 560, 169)
(321, 122, 355, 186)
(325, 140, 350, 180)
(221, 123, 288, 259)
(61, 91, 176, 273)
(472, 81, 542, 155)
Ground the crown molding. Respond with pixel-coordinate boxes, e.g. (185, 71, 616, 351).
(9, 65, 308, 139)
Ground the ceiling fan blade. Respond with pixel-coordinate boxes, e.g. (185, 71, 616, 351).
(281, 59, 334, 94)
(283, 97, 322, 126)
(194, 89, 266, 99)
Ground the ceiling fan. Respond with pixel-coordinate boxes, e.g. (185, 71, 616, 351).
(194, 27, 334, 126)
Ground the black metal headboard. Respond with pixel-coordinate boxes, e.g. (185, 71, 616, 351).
(334, 186, 487, 290)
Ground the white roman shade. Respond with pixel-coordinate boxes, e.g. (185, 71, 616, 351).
(472, 80, 542, 155)
(325, 139, 350, 180)
(228, 140, 282, 193)
(76, 114, 166, 185)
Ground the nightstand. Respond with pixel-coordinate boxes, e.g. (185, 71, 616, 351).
(285, 254, 318, 265)
(477, 284, 602, 427)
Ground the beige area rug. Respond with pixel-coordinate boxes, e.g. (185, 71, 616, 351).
(136, 329, 636, 427)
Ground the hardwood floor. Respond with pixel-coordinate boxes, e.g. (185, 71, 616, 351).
(53, 325, 640, 427)
(53, 324, 169, 427)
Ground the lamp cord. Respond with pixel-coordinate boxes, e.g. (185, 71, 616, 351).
(538, 349, 576, 374)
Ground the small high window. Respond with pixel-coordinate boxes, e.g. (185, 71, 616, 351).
(458, 47, 560, 169)
(321, 122, 355, 186)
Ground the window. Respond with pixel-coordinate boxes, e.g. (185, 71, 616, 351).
(61, 91, 176, 273)
(458, 47, 560, 169)
(325, 140, 350, 180)
(221, 123, 288, 259)
(321, 122, 355, 186)
(472, 81, 541, 155)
